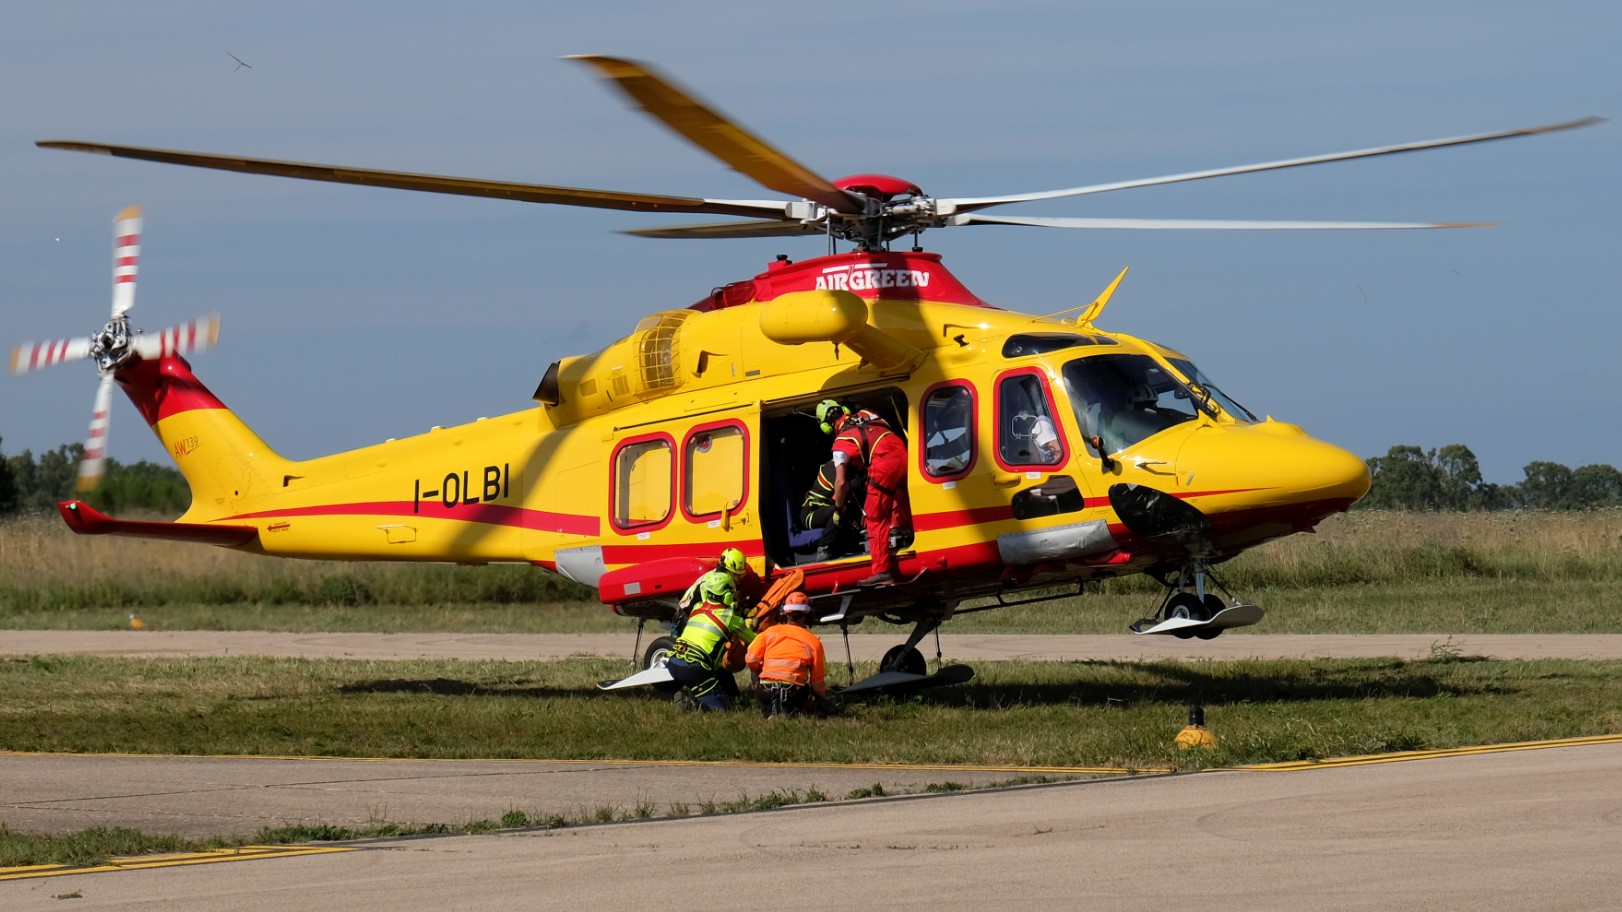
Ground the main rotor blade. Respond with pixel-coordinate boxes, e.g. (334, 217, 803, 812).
(36, 141, 795, 220)
(131, 314, 221, 362)
(622, 219, 826, 239)
(11, 338, 93, 375)
(953, 214, 1492, 230)
(111, 205, 141, 317)
(948, 117, 1604, 213)
(77, 373, 114, 492)
(569, 55, 866, 214)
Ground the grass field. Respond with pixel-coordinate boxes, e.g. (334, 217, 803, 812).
(6, 653, 1621, 768)
(3, 510, 1620, 634)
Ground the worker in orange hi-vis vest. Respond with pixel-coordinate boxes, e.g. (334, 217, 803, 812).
(817, 400, 910, 587)
(745, 592, 831, 717)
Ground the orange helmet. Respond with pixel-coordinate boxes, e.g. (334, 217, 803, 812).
(783, 591, 810, 613)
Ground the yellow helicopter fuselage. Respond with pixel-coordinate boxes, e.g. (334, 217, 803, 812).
(105, 249, 1368, 619)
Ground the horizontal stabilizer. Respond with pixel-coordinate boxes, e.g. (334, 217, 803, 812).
(57, 500, 259, 547)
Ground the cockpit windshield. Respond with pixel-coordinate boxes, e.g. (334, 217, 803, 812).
(1165, 357, 1258, 423)
(1062, 353, 1203, 454)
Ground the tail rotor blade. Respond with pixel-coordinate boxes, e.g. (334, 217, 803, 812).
(11, 338, 93, 375)
(111, 205, 142, 317)
(77, 373, 115, 492)
(131, 313, 220, 361)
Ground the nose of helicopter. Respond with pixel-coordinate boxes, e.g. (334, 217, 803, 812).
(1177, 420, 1370, 514)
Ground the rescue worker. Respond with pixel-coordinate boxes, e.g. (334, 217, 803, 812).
(817, 400, 911, 586)
(799, 459, 857, 562)
(745, 591, 830, 717)
(667, 548, 757, 711)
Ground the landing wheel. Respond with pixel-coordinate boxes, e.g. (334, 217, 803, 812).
(1166, 593, 1212, 640)
(879, 644, 927, 676)
(643, 635, 681, 693)
(1195, 594, 1226, 640)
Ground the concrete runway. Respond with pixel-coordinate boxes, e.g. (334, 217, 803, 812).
(0, 752, 1093, 840)
(4, 742, 1619, 911)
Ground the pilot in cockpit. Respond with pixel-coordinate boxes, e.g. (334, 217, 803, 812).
(1003, 378, 1063, 465)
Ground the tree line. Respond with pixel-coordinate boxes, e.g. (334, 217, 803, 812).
(2, 436, 1617, 517)
(1361, 444, 1621, 511)
(0, 439, 191, 517)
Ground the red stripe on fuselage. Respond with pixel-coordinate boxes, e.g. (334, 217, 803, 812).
(222, 501, 603, 538)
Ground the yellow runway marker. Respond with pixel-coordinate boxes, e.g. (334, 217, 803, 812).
(0, 844, 355, 882)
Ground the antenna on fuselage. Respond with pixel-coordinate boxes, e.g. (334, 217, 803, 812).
(1040, 267, 1130, 328)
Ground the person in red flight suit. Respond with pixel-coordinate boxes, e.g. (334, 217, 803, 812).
(816, 399, 911, 586)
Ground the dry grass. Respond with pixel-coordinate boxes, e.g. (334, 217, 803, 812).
(1245, 509, 1622, 583)
(8, 510, 1618, 586)
(4, 510, 1619, 634)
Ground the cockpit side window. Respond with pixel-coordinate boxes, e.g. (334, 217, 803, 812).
(996, 370, 1066, 469)
(1063, 354, 1199, 455)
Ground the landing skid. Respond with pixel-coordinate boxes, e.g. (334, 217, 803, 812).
(1130, 603, 1264, 638)
(597, 665, 675, 691)
(838, 663, 974, 696)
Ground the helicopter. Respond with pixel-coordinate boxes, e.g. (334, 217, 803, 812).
(15, 56, 1598, 682)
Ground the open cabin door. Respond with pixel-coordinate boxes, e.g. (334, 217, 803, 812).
(759, 388, 909, 569)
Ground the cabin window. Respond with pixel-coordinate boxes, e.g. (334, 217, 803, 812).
(921, 382, 976, 481)
(996, 370, 1066, 469)
(612, 435, 674, 530)
(683, 423, 748, 520)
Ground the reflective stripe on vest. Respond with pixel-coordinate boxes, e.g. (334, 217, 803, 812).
(835, 422, 894, 468)
(675, 604, 734, 668)
(759, 634, 815, 687)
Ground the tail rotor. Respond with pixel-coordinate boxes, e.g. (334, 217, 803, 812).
(110, 205, 140, 317)
(8, 206, 220, 491)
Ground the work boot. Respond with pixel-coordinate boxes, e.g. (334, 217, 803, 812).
(813, 547, 832, 562)
(857, 571, 896, 587)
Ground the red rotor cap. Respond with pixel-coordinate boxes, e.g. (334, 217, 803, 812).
(833, 174, 923, 200)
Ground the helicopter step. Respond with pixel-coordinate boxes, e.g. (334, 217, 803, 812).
(1130, 603, 1264, 639)
(837, 663, 974, 697)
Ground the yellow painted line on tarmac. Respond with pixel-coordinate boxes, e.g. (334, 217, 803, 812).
(1236, 733, 1622, 772)
(0, 844, 355, 882)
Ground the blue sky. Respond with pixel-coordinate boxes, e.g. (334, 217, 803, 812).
(2, 1, 1616, 485)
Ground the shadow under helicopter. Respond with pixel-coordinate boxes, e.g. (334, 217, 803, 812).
(334, 653, 1514, 707)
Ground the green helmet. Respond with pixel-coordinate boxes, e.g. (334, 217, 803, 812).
(815, 399, 847, 435)
(720, 547, 747, 575)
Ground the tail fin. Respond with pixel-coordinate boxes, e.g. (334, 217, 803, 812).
(115, 354, 294, 521)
